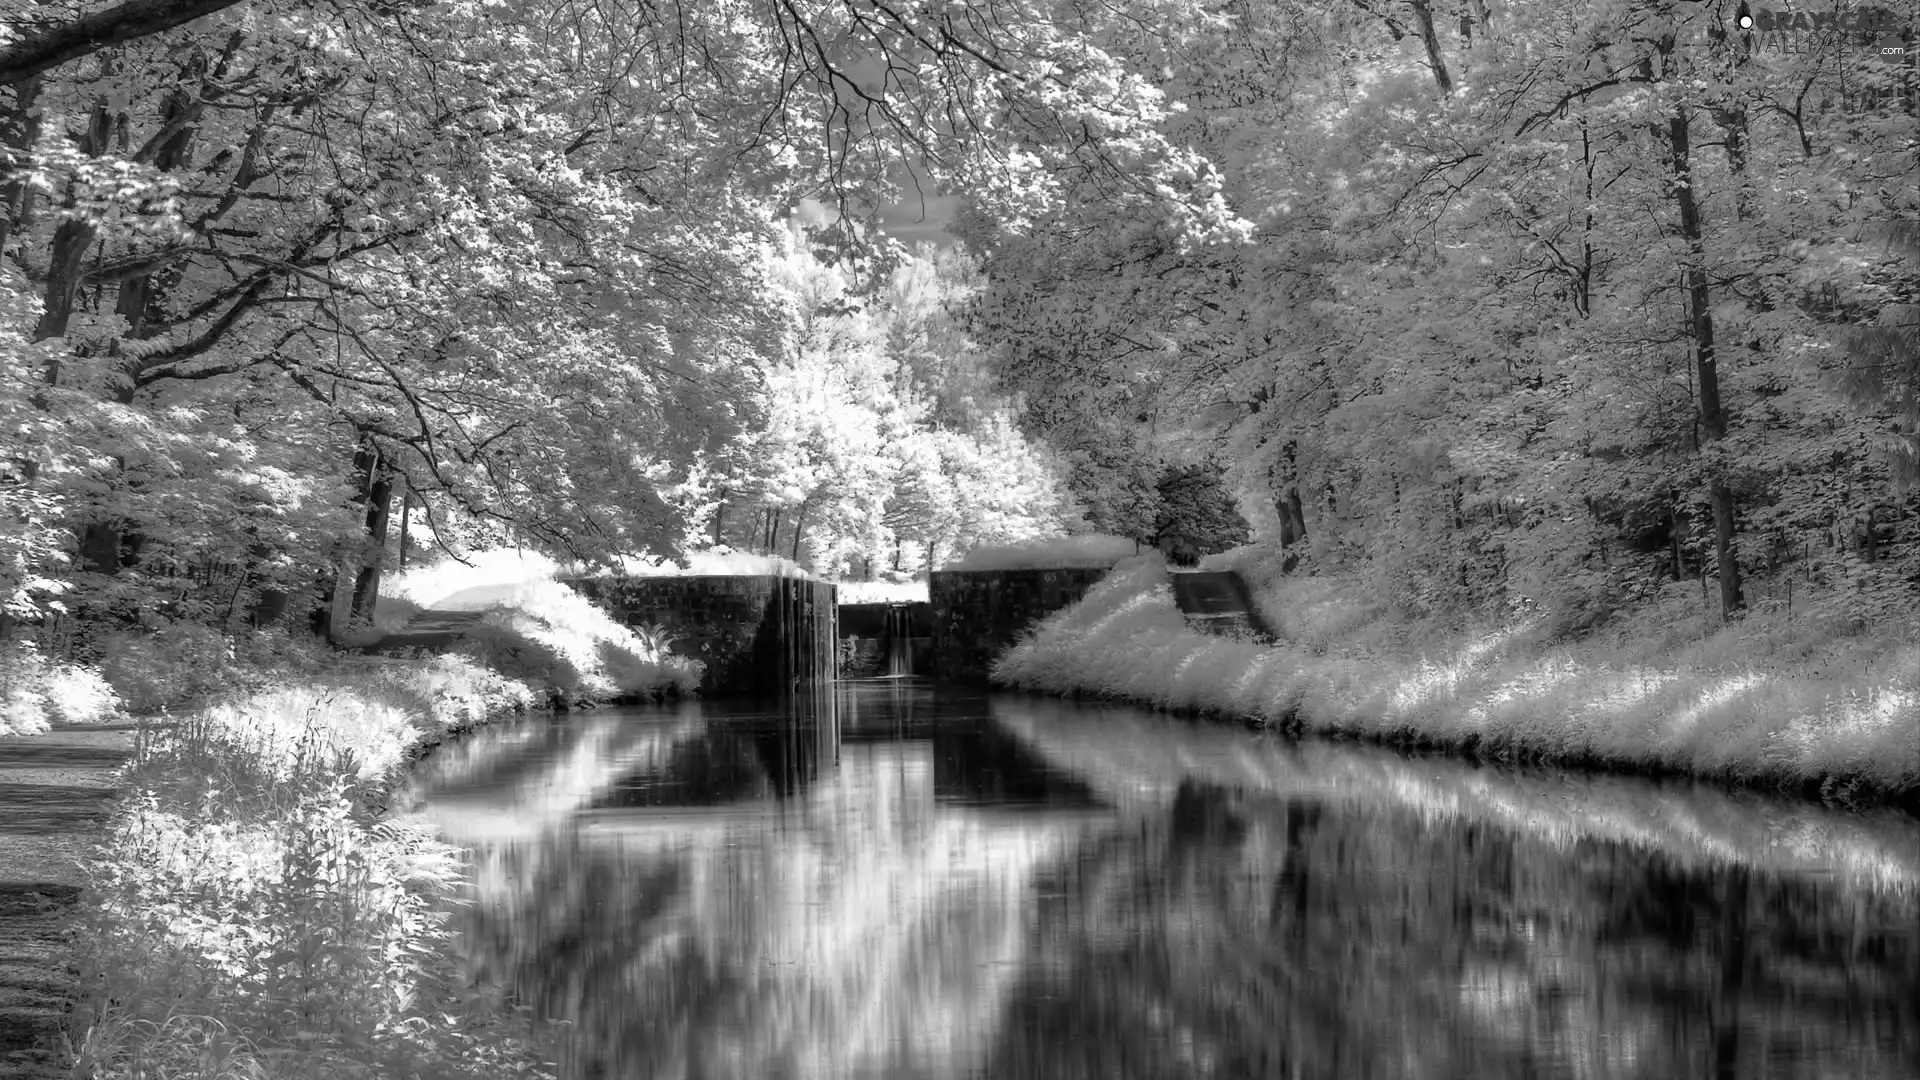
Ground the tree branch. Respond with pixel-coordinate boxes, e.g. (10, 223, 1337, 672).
(0, 0, 249, 85)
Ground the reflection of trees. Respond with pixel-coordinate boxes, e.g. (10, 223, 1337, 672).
(986, 782, 1920, 1080)
(409, 714, 576, 800)
(432, 695, 1919, 1079)
(1594, 858, 1920, 1077)
(988, 695, 1920, 890)
(450, 740, 1087, 1080)
(589, 726, 776, 808)
(421, 716, 708, 841)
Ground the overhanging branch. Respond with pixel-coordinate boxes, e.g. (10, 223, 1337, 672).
(0, 0, 249, 84)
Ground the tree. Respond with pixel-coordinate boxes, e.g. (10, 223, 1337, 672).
(953, 0, 1919, 631)
(1834, 218, 1920, 493)
(1151, 461, 1251, 566)
(4, 0, 1236, 638)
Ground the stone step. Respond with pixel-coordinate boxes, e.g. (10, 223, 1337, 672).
(1167, 570, 1275, 642)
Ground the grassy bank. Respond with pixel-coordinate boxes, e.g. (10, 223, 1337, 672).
(991, 552, 1920, 807)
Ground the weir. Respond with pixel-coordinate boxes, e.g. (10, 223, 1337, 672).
(838, 601, 934, 678)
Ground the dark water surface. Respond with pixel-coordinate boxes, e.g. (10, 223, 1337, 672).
(412, 682, 1920, 1080)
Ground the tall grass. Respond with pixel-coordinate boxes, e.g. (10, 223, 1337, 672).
(64, 653, 556, 1080)
(993, 554, 1920, 801)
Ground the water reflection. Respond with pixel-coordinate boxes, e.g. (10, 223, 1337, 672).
(416, 685, 1920, 1080)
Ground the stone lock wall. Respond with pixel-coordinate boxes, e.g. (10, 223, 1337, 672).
(928, 568, 1112, 686)
(565, 575, 837, 696)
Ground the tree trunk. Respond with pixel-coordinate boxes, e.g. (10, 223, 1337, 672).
(32, 102, 113, 351)
(1670, 502, 1686, 583)
(0, 76, 42, 258)
(1708, 9, 1754, 224)
(79, 522, 124, 574)
(1406, 0, 1455, 96)
(1277, 485, 1308, 547)
(396, 483, 411, 571)
(712, 488, 728, 548)
(114, 87, 195, 340)
(789, 501, 809, 564)
(1667, 107, 1743, 620)
(348, 444, 393, 627)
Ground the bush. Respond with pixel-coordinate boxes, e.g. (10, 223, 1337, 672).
(67, 656, 552, 1080)
(95, 621, 236, 714)
(0, 641, 125, 734)
(95, 621, 339, 716)
(71, 782, 554, 1080)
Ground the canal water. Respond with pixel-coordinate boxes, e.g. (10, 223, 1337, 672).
(410, 681, 1920, 1080)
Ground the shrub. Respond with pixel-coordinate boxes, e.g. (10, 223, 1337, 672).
(68, 656, 551, 1079)
(95, 621, 237, 714)
(0, 641, 125, 734)
(70, 782, 554, 1080)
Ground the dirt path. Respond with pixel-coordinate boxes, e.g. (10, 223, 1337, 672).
(0, 724, 134, 1079)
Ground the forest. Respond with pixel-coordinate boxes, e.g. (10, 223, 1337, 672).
(3, 0, 1917, 683)
(3, 3, 1916, 1077)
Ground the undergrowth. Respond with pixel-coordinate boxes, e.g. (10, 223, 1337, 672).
(62, 647, 558, 1079)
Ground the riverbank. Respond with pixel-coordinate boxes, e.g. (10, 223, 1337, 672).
(991, 554, 1920, 809)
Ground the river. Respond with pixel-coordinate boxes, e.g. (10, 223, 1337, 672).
(408, 680, 1920, 1080)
